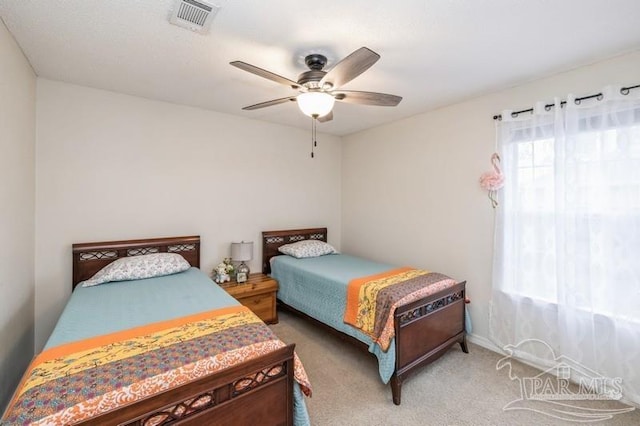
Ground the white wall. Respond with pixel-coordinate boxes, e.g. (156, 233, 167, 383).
(342, 51, 640, 348)
(35, 80, 342, 350)
(0, 19, 36, 411)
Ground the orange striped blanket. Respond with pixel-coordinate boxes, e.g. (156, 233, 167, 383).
(3, 305, 311, 425)
(344, 267, 457, 351)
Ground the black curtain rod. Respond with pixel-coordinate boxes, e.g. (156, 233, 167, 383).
(492, 84, 640, 121)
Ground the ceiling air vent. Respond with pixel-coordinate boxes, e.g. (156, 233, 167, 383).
(170, 0, 220, 33)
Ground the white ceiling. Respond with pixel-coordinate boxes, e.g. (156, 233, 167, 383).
(2, 0, 640, 136)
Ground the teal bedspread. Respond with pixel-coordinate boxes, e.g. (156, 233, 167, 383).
(46, 268, 238, 348)
(271, 254, 399, 383)
(44, 267, 310, 426)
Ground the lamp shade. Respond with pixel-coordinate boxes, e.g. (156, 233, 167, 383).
(231, 241, 253, 262)
(297, 92, 335, 118)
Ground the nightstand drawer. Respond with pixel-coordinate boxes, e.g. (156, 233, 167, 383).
(219, 273, 278, 324)
(239, 293, 274, 322)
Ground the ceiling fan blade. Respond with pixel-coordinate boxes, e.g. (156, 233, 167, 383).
(333, 90, 402, 106)
(242, 96, 297, 110)
(230, 61, 300, 89)
(318, 111, 333, 123)
(319, 47, 380, 90)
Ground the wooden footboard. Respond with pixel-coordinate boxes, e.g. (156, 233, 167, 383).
(80, 345, 296, 426)
(391, 281, 467, 405)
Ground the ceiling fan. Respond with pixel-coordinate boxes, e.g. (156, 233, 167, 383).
(230, 47, 402, 123)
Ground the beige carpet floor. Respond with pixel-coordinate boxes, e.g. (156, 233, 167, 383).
(270, 310, 639, 426)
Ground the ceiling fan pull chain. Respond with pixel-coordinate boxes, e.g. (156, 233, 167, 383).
(313, 117, 318, 147)
(310, 117, 315, 158)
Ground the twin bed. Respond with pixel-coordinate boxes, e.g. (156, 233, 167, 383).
(3, 236, 310, 426)
(263, 228, 468, 405)
(3, 229, 467, 424)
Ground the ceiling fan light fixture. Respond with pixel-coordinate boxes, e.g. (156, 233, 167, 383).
(297, 92, 335, 118)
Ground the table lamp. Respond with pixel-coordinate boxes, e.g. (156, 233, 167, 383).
(231, 241, 253, 283)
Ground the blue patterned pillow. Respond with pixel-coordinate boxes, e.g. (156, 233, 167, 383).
(278, 240, 336, 258)
(81, 253, 191, 287)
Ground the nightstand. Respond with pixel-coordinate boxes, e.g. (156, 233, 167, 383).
(219, 273, 278, 324)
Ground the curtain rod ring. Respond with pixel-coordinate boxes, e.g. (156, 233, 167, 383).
(621, 87, 630, 95)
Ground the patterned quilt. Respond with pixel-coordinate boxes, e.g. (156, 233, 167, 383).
(3, 305, 311, 425)
(344, 267, 457, 351)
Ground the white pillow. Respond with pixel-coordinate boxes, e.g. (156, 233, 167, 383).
(278, 240, 336, 258)
(81, 253, 191, 287)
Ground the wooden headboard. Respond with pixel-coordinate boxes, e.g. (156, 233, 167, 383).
(261, 228, 327, 274)
(72, 235, 200, 288)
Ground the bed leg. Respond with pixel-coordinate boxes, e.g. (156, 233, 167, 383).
(390, 375, 402, 405)
(460, 334, 469, 353)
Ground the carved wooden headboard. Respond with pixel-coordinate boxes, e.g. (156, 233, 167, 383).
(261, 228, 327, 274)
(72, 235, 200, 288)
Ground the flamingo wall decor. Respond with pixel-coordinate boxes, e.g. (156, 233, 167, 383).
(479, 153, 504, 208)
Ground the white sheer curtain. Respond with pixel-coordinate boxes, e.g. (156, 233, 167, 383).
(490, 85, 640, 405)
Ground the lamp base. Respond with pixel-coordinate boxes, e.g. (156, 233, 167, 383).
(236, 261, 250, 283)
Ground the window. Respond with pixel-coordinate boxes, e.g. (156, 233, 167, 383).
(490, 87, 640, 406)
(499, 106, 640, 321)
